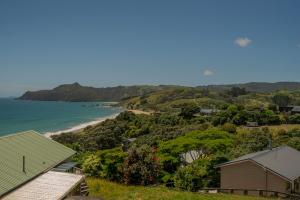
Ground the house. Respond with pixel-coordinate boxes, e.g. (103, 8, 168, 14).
(0, 130, 88, 200)
(292, 106, 300, 115)
(217, 146, 300, 196)
(279, 106, 300, 115)
(197, 108, 218, 116)
(246, 121, 259, 127)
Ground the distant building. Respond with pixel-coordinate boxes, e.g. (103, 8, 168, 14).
(292, 106, 300, 115)
(0, 131, 88, 200)
(246, 121, 259, 127)
(217, 146, 300, 195)
(198, 108, 218, 116)
(279, 106, 300, 115)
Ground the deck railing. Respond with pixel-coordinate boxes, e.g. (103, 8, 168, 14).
(199, 188, 300, 199)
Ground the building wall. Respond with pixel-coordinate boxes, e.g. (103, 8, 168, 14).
(220, 161, 289, 194)
(267, 170, 290, 193)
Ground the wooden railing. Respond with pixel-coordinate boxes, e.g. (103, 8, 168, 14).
(199, 188, 300, 199)
(73, 166, 84, 175)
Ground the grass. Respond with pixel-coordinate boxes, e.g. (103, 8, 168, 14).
(262, 124, 300, 132)
(87, 178, 270, 200)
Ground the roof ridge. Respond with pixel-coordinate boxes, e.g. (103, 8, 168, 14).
(0, 130, 37, 140)
(250, 146, 287, 160)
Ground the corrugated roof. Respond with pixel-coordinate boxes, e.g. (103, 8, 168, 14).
(218, 146, 300, 181)
(0, 130, 75, 197)
(292, 106, 300, 112)
(2, 171, 84, 200)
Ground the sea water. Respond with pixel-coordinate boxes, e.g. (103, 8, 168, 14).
(0, 98, 122, 136)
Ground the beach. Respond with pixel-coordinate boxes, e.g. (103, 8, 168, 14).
(44, 112, 120, 138)
(44, 109, 152, 138)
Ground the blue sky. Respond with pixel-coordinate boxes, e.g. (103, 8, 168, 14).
(0, 0, 300, 97)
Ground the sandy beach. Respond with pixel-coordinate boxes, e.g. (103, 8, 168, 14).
(44, 109, 151, 138)
(44, 112, 120, 138)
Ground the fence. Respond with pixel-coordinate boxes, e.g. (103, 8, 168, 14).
(199, 188, 300, 199)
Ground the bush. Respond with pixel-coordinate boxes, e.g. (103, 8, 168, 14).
(174, 163, 206, 191)
(98, 148, 127, 182)
(82, 154, 101, 177)
(288, 114, 300, 124)
(123, 145, 160, 185)
(82, 148, 126, 181)
(173, 157, 226, 191)
(221, 123, 237, 133)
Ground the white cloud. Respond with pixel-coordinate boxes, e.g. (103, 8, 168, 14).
(297, 44, 300, 48)
(235, 37, 252, 47)
(203, 69, 214, 76)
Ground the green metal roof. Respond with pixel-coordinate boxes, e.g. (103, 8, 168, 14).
(0, 130, 75, 197)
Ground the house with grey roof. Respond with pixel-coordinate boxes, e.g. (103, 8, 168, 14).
(217, 146, 300, 195)
(279, 105, 300, 115)
(0, 130, 89, 200)
(292, 106, 300, 115)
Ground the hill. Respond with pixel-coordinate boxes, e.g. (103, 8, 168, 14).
(18, 83, 182, 102)
(18, 82, 300, 102)
(200, 82, 300, 92)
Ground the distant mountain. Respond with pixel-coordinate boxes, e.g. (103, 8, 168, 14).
(18, 83, 181, 102)
(200, 82, 300, 93)
(18, 82, 300, 102)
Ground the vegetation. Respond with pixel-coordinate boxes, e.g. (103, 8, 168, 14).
(87, 178, 269, 200)
(18, 82, 178, 102)
(19, 82, 300, 102)
(51, 85, 300, 195)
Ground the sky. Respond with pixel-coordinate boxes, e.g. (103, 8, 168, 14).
(0, 0, 300, 97)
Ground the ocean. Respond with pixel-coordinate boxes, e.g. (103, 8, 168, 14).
(0, 98, 122, 136)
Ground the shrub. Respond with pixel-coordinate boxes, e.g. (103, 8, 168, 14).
(98, 148, 127, 182)
(173, 157, 226, 191)
(221, 123, 237, 133)
(82, 154, 101, 177)
(288, 114, 300, 124)
(123, 145, 160, 185)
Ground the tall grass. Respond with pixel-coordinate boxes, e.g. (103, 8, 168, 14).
(87, 178, 269, 200)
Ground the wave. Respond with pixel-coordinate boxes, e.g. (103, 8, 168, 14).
(44, 112, 120, 138)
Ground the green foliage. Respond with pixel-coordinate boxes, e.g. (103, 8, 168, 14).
(228, 87, 248, 97)
(233, 129, 272, 157)
(179, 103, 200, 119)
(82, 154, 101, 177)
(82, 148, 126, 181)
(123, 145, 160, 185)
(174, 159, 208, 191)
(221, 123, 237, 133)
(288, 114, 300, 124)
(50, 86, 300, 192)
(272, 93, 291, 107)
(98, 148, 127, 181)
(173, 156, 228, 191)
(158, 129, 234, 173)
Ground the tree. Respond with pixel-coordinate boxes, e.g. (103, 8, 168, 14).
(272, 93, 291, 107)
(173, 156, 228, 191)
(179, 104, 200, 119)
(82, 154, 101, 177)
(233, 129, 272, 157)
(123, 145, 160, 185)
(228, 87, 248, 97)
(288, 114, 300, 124)
(221, 123, 237, 133)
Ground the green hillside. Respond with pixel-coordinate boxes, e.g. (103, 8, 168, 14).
(18, 82, 300, 102)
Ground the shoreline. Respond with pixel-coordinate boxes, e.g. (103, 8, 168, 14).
(43, 108, 151, 139)
(44, 112, 120, 138)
